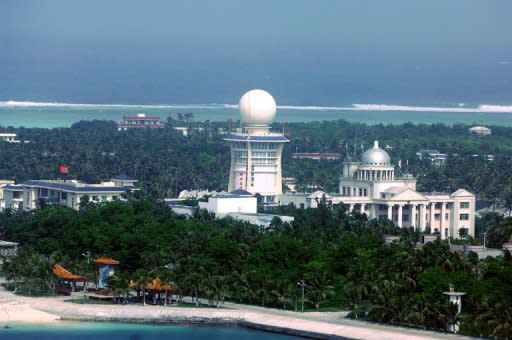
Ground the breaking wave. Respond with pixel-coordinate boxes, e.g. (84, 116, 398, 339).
(0, 101, 227, 110)
(1, 100, 512, 113)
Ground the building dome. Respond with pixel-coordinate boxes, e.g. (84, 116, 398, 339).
(239, 89, 277, 126)
(362, 141, 391, 165)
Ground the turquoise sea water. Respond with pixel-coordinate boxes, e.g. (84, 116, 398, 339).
(0, 322, 303, 339)
(1, 102, 512, 128)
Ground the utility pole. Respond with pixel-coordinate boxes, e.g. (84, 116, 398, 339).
(297, 279, 307, 313)
(483, 231, 488, 248)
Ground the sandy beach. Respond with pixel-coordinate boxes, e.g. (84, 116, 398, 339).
(0, 287, 471, 340)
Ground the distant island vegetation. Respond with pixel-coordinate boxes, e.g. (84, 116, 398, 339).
(0, 119, 511, 209)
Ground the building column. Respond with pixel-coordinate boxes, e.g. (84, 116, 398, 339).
(441, 202, 447, 239)
(429, 203, 435, 233)
(450, 202, 456, 239)
(349, 204, 354, 212)
(410, 204, 417, 229)
(420, 204, 426, 232)
(397, 204, 403, 227)
(387, 204, 393, 221)
(360, 203, 366, 215)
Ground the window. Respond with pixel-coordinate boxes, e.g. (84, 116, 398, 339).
(101, 195, 107, 202)
(61, 192, 67, 200)
(112, 196, 118, 201)
(460, 213, 469, 220)
(435, 213, 440, 221)
(460, 202, 469, 209)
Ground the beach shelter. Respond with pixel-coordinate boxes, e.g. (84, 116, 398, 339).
(130, 277, 175, 305)
(53, 263, 87, 292)
(146, 277, 175, 293)
(130, 277, 174, 292)
(94, 257, 120, 289)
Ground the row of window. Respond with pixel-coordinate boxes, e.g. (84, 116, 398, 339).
(341, 186, 368, 197)
(231, 142, 280, 150)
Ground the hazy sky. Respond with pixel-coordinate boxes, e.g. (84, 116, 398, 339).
(1, 1, 511, 104)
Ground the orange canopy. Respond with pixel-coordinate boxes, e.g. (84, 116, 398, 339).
(94, 257, 120, 265)
(130, 277, 174, 292)
(53, 264, 87, 282)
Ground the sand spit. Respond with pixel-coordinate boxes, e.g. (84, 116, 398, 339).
(0, 288, 468, 339)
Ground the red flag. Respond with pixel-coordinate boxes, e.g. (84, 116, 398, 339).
(59, 166, 69, 174)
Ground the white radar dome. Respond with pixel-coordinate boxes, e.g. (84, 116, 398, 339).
(239, 89, 277, 126)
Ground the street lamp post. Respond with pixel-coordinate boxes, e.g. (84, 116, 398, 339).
(81, 250, 92, 292)
(82, 250, 92, 264)
(483, 231, 488, 249)
(297, 279, 307, 313)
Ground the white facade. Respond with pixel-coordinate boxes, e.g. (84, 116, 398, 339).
(469, 126, 491, 135)
(225, 90, 289, 204)
(198, 192, 257, 215)
(197, 189, 294, 230)
(279, 190, 332, 209)
(333, 141, 475, 238)
(1, 184, 24, 210)
(0, 133, 20, 143)
(2, 179, 133, 211)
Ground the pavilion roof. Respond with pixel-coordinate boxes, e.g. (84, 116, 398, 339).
(130, 277, 174, 292)
(94, 257, 120, 265)
(53, 263, 87, 282)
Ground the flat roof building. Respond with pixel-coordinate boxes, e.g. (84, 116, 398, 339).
(469, 126, 491, 135)
(0, 133, 20, 143)
(117, 113, 165, 131)
(291, 152, 342, 160)
(2, 179, 136, 211)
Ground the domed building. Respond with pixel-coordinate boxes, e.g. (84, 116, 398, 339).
(335, 140, 476, 239)
(224, 89, 289, 205)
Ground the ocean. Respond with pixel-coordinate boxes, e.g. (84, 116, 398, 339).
(1, 101, 511, 128)
(0, 322, 303, 340)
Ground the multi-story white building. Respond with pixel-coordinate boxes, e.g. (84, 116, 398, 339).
(279, 140, 476, 238)
(2, 179, 136, 211)
(224, 89, 289, 205)
(334, 141, 475, 238)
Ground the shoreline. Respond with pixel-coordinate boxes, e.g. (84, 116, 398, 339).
(0, 289, 469, 340)
(59, 315, 344, 339)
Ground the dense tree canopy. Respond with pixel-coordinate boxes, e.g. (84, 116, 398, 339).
(0, 119, 511, 205)
(1, 200, 511, 338)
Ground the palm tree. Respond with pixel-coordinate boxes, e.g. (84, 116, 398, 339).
(476, 300, 512, 339)
(157, 270, 174, 307)
(133, 269, 152, 306)
(107, 272, 131, 304)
